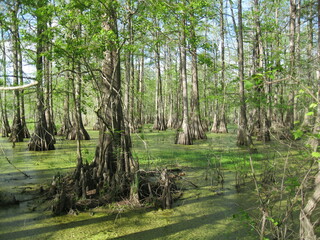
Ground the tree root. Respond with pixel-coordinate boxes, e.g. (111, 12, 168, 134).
(48, 168, 183, 215)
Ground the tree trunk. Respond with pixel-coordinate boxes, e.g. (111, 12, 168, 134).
(190, 20, 206, 140)
(73, 1, 138, 201)
(236, 0, 253, 147)
(211, 48, 220, 133)
(0, 27, 11, 137)
(218, 0, 228, 134)
(58, 71, 73, 136)
(17, 23, 30, 139)
(153, 30, 167, 131)
(124, 3, 135, 133)
(0, 93, 11, 137)
(44, 38, 56, 136)
(253, 0, 270, 142)
(165, 45, 175, 129)
(285, 0, 296, 131)
(9, 1, 24, 143)
(176, 18, 192, 145)
(301, 4, 315, 131)
(66, 62, 90, 140)
(211, 100, 220, 133)
(136, 47, 145, 129)
(28, 0, 55, 151)
(300, 171, 320, 240)
(170, 55, 181, 129)
(129, 27, 135, 133)
(300, 2, 320, 238)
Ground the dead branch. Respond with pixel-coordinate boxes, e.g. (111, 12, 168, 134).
(0, 81, 38, 91)
(0, 147, 31, 178)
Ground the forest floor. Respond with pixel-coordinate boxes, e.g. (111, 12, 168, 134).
(0, 125, 318, 239)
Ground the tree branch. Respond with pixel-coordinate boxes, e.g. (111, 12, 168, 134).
(0, 81, 38, 90)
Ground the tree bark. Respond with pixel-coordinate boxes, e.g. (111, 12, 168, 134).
(176, 17, 192, 145)
(253, 0, 270, 142)
(136, 47, 145, 128)
(17, 22, 30, 139)
(66, 62, 90, 140)
(124, 2, 136, 132)
(165, 45, 175, 129)
(64, 17, 89, 141)
(9, 1, 24, 143)
(300, 1, 320, 238)
(44, 34, 56, 137)
(218, 0, 228, 134)
(0, 27, 11, 137)
(285, 0, 296, 131)
(74, 1, 138, 201)
(300, 171, 320, 240)
(236, 0, 253, 147)
(58, 71, 73, 136)
(301, 2, 314, 131)
(190, 16, 206, 140)
(153, 28, 167, 131)
(28, 0, 55, 151)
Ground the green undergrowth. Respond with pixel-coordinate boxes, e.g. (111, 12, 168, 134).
(131, 125, 307, 173)
(0, 126, 314, 239)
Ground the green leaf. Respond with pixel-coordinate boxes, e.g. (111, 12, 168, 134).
(244, 80, 254, 90)
(311, 152, 320, 158)
(310, 103, 318, 109)
(293, 129, 303, 140)
(306, 112, 314, 116)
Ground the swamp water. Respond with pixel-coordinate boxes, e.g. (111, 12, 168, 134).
(0, 130, 267, 239)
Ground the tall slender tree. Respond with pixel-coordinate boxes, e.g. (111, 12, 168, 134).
(44, 22, 56, 137)
(189, 3, 206, 140)
(153, 21, 167, 131)
(66, 60, 90, 140)
(252, 0, 270, 142)
(28, 0, 55, 151)
(17, 16, 30, 139)
(217, 0, 228, 133)
(57, 71, 72, 136)
(136, 47, 145, 128)
(285, 0, 297, 132)
(176, 12, 192, 145)
(9, 1, 24, 143)
(0, 26, 11, 137)
(124, 0, 134, 132)
(236, 0, 253, 147)
(301, 3, 314, 130)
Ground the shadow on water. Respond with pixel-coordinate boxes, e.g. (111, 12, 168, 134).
(113, 213, 246, 240)
(0, 212, 118, 239)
